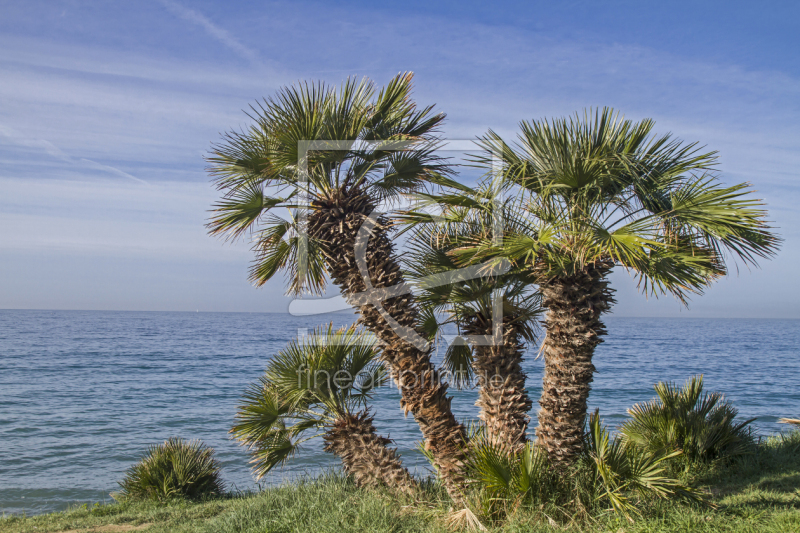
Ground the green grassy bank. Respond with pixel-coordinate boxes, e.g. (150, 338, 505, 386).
(3, 432, 800, 533)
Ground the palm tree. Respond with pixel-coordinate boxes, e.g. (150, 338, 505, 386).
(231, 325, 416, 493)
(404, 210, 541, 453)
(436, 109, 779, 467)
(207, 73, 467, 497)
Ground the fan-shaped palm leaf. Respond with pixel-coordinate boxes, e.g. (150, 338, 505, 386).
(620, 376, 755, 462)
(231, 325, 413, 492)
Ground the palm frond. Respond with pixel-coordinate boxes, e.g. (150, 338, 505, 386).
(442, 336, 474, 390)
(207, 182, 291, 240)
(231, 378, 298, 448)
(620, 376, 755, 462)
(247, 212, 329, 295)
(247, 426, 309, 479)
(232, 325, 385, 479)
(464, 107, 779, 298)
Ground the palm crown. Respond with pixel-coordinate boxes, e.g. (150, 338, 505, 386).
(231, 325, 386, 478)
(404, 215, 541, 387)
(456, 108, 780, 301)
(207, 73, 455, 294)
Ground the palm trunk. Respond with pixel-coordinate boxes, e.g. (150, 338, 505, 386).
(308, 188, 467, 501)
(535, 260, 615, 467)
(462, 314, 532, 453)
(323, 411, 416, 494)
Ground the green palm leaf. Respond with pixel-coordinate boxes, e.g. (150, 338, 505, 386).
(208, 72, 450, 294)
(232, 325, 385, 479)
(620, 376, 755, 462)
(465, 107, 779, 294)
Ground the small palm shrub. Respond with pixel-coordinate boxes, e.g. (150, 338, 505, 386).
(464, 439, 555, 517)
(115, 438, 224, 501)
(581, 411, 703, 518)
(460, 412, 701, 524)
(620, 376, 755, 464)
(231, 325, 415, 493)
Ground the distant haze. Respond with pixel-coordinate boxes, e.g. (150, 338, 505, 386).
(0, 1, 798, 318)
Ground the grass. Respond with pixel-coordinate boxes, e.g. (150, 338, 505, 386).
(3, 431, 800, 533)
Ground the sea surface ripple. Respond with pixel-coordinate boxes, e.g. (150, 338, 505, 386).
(1, 310, 798, 514)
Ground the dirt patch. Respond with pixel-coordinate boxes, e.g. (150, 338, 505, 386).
(61, 523, 151, 533)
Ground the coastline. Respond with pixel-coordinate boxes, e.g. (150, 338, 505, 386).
(4, 431, 800, 532)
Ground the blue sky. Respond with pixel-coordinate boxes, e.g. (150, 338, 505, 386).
(0, 0, 798, 317)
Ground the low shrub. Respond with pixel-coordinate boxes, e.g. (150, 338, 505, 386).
(115, 437, 224, 501)
(464, 438, 556, 518)
(460, 412, 703, 524)
(620, 376, 755, 464)
(580, 411, 704, 517)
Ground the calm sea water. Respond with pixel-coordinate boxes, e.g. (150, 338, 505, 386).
(1, 310, 798, 515)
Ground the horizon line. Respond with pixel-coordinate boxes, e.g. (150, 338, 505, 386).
(0, 308, 798, 320)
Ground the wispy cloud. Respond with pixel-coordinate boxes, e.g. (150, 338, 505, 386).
(158, 0, 260, 65)
(0, 125, 147, 184)
(0, 124, 69, 160)
(0, 177, 213, 254)
(77, 159, 148, 185)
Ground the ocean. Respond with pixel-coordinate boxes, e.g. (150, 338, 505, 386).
(1, 310, 798, 515)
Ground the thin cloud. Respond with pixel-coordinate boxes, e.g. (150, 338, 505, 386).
(0, 125, 147, 184)
(0, 124, 70, 161)
(158, 0, 260, 64)
(78, 159, 148, 185)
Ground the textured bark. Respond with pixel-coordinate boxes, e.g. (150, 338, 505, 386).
(307, 187, 467, 501)
(461, 313, 532, 453)
(535, 260, 615, 467)
(324, 411, 416, 494)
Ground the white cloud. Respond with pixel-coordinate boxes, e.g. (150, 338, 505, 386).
(0, 178, 210, 254)
(0, 125, 147, 184)
(158, 0, 261, 65)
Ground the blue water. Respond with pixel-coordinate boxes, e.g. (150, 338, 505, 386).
(1, 310, 798, 515)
